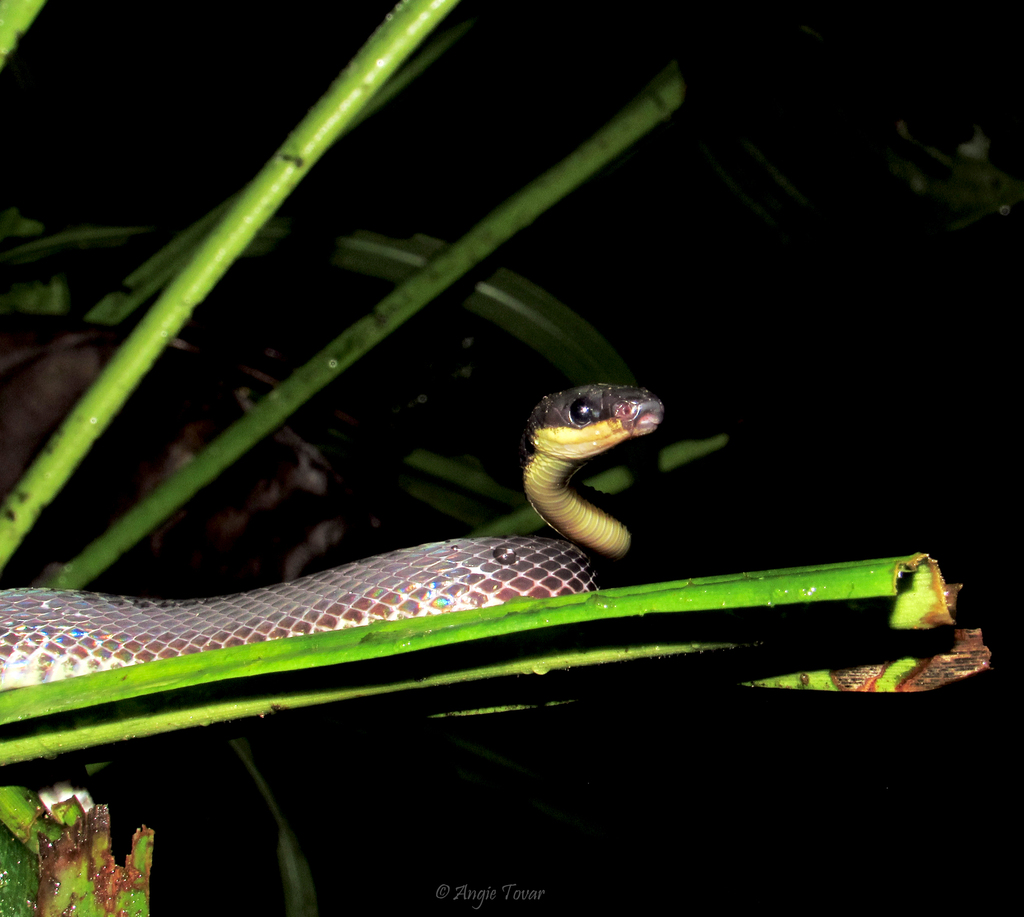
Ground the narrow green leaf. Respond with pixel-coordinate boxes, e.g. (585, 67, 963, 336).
(83, 200, 233, 325)
(82, 21, 475, 330)
(0, 784, 60, 853)
(462, 268, 636, 383)
(0, 225, 153, 266)
(335, 232, 637, 383)
(0, 640, 733, 767)
(0, 0, 49, 77)
(0, 552, 971, 766)
(38, 61, 687, 590)
(0, 276, 70, 316)
(0, 0, 463, 576)
(0, 207, 45, 244)
(0, 815, 38, 915)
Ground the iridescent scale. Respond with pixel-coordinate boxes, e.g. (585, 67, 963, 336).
(0, 537, 595, 691)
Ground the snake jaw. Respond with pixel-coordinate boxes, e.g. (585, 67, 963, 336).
(614, 393, 664, 436)
(529, 387, 664, 461)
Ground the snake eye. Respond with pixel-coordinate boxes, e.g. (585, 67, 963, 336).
(569, 398, 593, 426)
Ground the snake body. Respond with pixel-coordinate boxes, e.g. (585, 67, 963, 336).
(0, 385, 663, 691)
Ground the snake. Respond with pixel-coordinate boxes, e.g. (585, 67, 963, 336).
(0, 384, 664, 691)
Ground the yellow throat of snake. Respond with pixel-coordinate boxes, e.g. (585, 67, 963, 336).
(520, 384, 664, 561)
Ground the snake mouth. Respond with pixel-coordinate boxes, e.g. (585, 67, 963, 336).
(633, 409, 662, 434)
(616, 395, 664, 436)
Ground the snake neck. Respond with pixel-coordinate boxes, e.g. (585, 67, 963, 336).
(520, 384, 664, 561)
(523, 451, 631, 561)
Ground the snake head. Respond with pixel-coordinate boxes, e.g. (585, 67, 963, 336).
(520, 384, 665, 465)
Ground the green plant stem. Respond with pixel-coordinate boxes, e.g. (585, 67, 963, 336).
(82, 200, 233, 325)
(7, 554, 942, 724)
(0, 784, 59, 853)
(0, 0, 48, 74)
(0, 553, 960, 766)
(44, 62, 686, 589)
(79, 21, 478, 326)
(0, 0, 462, 576)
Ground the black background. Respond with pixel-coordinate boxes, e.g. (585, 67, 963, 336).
(1, 3, 1011, 911)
